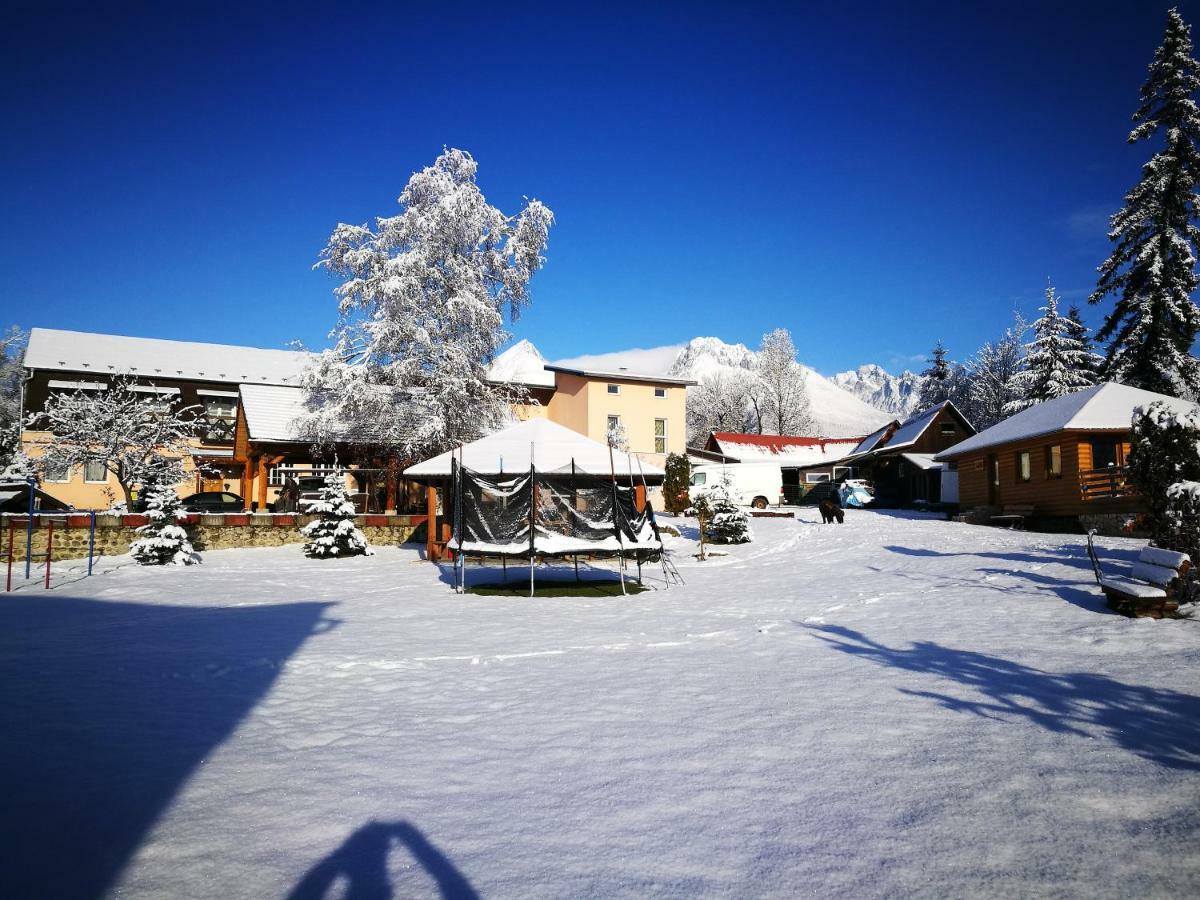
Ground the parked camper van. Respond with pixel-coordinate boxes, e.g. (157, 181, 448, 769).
(688, 463, 782, 509)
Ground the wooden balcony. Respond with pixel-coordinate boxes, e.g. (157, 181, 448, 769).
(1080, 466, 1135, 501)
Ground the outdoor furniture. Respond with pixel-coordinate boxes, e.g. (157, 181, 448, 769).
(990, 504, 1035, 529)
(1086, 530, 1192, 618)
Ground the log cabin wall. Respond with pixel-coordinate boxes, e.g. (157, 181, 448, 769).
(953, 431, 1139, 516)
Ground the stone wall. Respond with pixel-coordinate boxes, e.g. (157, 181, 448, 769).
(0, 513, 433, 563)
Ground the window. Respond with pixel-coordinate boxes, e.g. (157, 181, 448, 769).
(806, 472, 831, 483)
(44, 459, 70, 483)
(654, 418, 667, 454)
(940, 423, 957, 435)
(691, 471, 707, 486)
(607, 415, 620, 431)
(1017, 451, 1032, 482)
(200, 396, 237, 442)
(991, 457, 1000, 487)
(1046, 445, 1062, 478)
(607, 384, 620, 395)
(1090, 439, 1120, 469)
(84, 460, 107, 483)
(832, 466, 855, 480)
(654, 387, 666, 399)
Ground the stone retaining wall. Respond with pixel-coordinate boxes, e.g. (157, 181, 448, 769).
(0, 514, 433, 562)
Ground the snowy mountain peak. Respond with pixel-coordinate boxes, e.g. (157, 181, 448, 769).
(667, 336, 756, 379)
(831, 364, 925, 417)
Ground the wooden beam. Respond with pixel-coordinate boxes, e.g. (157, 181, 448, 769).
(257, 455, 268, 512)
(241, 458, 254, 511)
(426, 485, 437, 561)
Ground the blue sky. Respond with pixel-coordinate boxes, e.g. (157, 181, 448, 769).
(1, 1, 1194, 375)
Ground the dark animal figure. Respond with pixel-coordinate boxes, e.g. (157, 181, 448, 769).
(818, 499, 844, 524)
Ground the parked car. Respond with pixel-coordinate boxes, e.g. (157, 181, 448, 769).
(688, 463, 783, 509)
(180, 491, 246, 513)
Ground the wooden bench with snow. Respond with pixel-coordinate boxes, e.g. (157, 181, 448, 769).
(1086, 530, 1192, 618)
(990, 505, 1036, 530)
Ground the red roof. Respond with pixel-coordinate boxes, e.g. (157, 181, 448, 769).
(710, 432, 865, 452)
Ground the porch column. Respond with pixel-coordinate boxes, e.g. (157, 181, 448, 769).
(241, 458, 254, 511)
(385, 465, 398, 515)
(257, 455, 269, 512)
(426, 484, 438, 561)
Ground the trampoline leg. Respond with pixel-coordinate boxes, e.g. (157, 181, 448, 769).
(574, 555, 580, 582)
(502, 555, 507, 583)
(529, 553, 535, 598)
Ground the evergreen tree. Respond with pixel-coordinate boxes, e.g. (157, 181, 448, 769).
(1090, 8, 1200, 397)
(1128, 400, 1200, 551)
(129, 468, 197, 566)
(1009, 283, 1099, 412)
(703, 479, 753, 544)
(662, 453, 691, 514)
(916, 341, 952, 408)
(301, 470, 372, 558)
(1064, 304, 1103, 382)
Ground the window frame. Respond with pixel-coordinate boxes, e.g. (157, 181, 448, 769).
(805, 472, 831, 483)
(606, 384, 621, 395)
(653, 417, 667, 454)
(653, 387, 666, 399)
(1016, 450, 1032, 483)
(83, 460, 109, 484)
(1045, 444, 1062, 479)
(44, 459, 71, 483)
(939, 422, 957, 435)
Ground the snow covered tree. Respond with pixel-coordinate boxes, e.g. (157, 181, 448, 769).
(970, 314, 1027, 427)
(662, 452, 691, 513)
(1090, 8, 1200, 397)
(305, 148, 554, 460)
(686, 369, 755, 444)
(0, 450, 37, 482)
(1065, 304, 1103, 383)
(605, 417, 629, 452)
(0, 326, 26, 471)
(1008, 283, 1099, 412)
(129, 465, 197, 566)
(916, 341, 952, 408)
(32, 375, 198, 506)
(301, 469, 372, 558)
(703, 479, 753, 544)
(754, 328, 814, 435)
(1128, 400, 1200, 551)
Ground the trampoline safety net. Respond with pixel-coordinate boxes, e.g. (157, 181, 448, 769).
(449, 463, 662, 558)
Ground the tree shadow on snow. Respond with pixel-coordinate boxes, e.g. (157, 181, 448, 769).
(0, 594, 337, 899)
(289, 820, 479, 900)
(805, 624, 1200, 770)
(885, 543, 1140, 568)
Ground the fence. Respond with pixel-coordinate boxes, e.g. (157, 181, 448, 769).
(1080, 466, 1135, 501)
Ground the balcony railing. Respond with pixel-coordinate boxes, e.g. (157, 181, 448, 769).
(197, 416, 235, 444)
(1080, 465, 1135, 501)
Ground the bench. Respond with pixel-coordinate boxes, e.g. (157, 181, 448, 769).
(990, 504, 1035, 529)
(1086, 530, 1192, 618)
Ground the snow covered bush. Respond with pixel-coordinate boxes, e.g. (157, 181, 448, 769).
(129, 476, 197, 566)
(1165, 482, 1200, 567)
(706, 493, 753, 544)
(301, 470, 372, 559)
(1129, 401, 1200, 554)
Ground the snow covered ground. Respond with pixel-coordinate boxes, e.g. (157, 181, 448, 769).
(2, 511, 1198, 898)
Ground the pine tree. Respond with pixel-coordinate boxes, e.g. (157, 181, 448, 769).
(704, 481, 753, 544)
(916, 341, 952, 408)
(129, 470, 197, 566)
(1064, 304, 1103, 383)
(1090, 8, 1200, 397)
(301, 470, 372, 558)
(662, 453, 691, 514)
(1128, 400, 1200, 551)
(1009, 283, 1099, 412)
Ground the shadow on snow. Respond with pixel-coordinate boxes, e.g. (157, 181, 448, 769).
(0, 593, 337, 898)
(806, 624, 1200, 770)
(289, 820, 479, 900)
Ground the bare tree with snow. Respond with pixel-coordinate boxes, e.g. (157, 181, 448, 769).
(686, 369, 756, 444)
(754, 328, 815, 436)
(30, 375, 198, 507)
(306, 148, 554, 460)
(0, 326, 26, 470)
(971, 314, 1028, 427)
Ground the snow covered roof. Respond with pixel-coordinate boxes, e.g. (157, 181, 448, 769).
(405, 417, 665, 480)
(708, 432, 865, 467)
(899, 452, 943, 471)
(879, 401, 971, 453)
(486, 340, 556, 389)
(850, 421, 899, 456)
(24, 328, 312, 386)
(239, 384, 316, 442)
(544, 364, 696, 386)
(935, 382, 1200, 460)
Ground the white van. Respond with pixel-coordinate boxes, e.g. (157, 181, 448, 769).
(688, 463, 782, 509)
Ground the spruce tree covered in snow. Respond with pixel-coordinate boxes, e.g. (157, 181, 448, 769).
(1128, 401, 1200, 552)
(306, 148, 554, 459)
(916, 341, 952, 408)
(662, 452, 691, 514)
(1008, 283, 1098, 412)
(0, 326, 27, 470)
(686, 369, 755, 444)
(129, 467, 197, 566)
(970, 315, 1028, 427)
(301, 470, 372, 558)
(1065, 304, 1103, 383)
(703, 480, 753, 544)
(1090, 8, 1200, 397)
(32, 375, 198, 507)
(754, 328, 814, 435)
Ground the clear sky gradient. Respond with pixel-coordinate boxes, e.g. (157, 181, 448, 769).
(1, 1, 1194, 375)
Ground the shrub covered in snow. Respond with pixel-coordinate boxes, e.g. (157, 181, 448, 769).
(301, 470, 372, 559)
(706, 493, 753, 544)
(129, 477, 197, 566)
(1129, 401, 1200, 552)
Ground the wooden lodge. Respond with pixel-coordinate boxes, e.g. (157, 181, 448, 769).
(934, 382, 1199, 522)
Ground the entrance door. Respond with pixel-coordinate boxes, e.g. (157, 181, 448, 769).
(987, 454, 1000, 505)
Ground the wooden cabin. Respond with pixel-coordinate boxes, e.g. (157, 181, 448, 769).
(853, 401, 976, 506)
(934, 383, 1199, 520)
